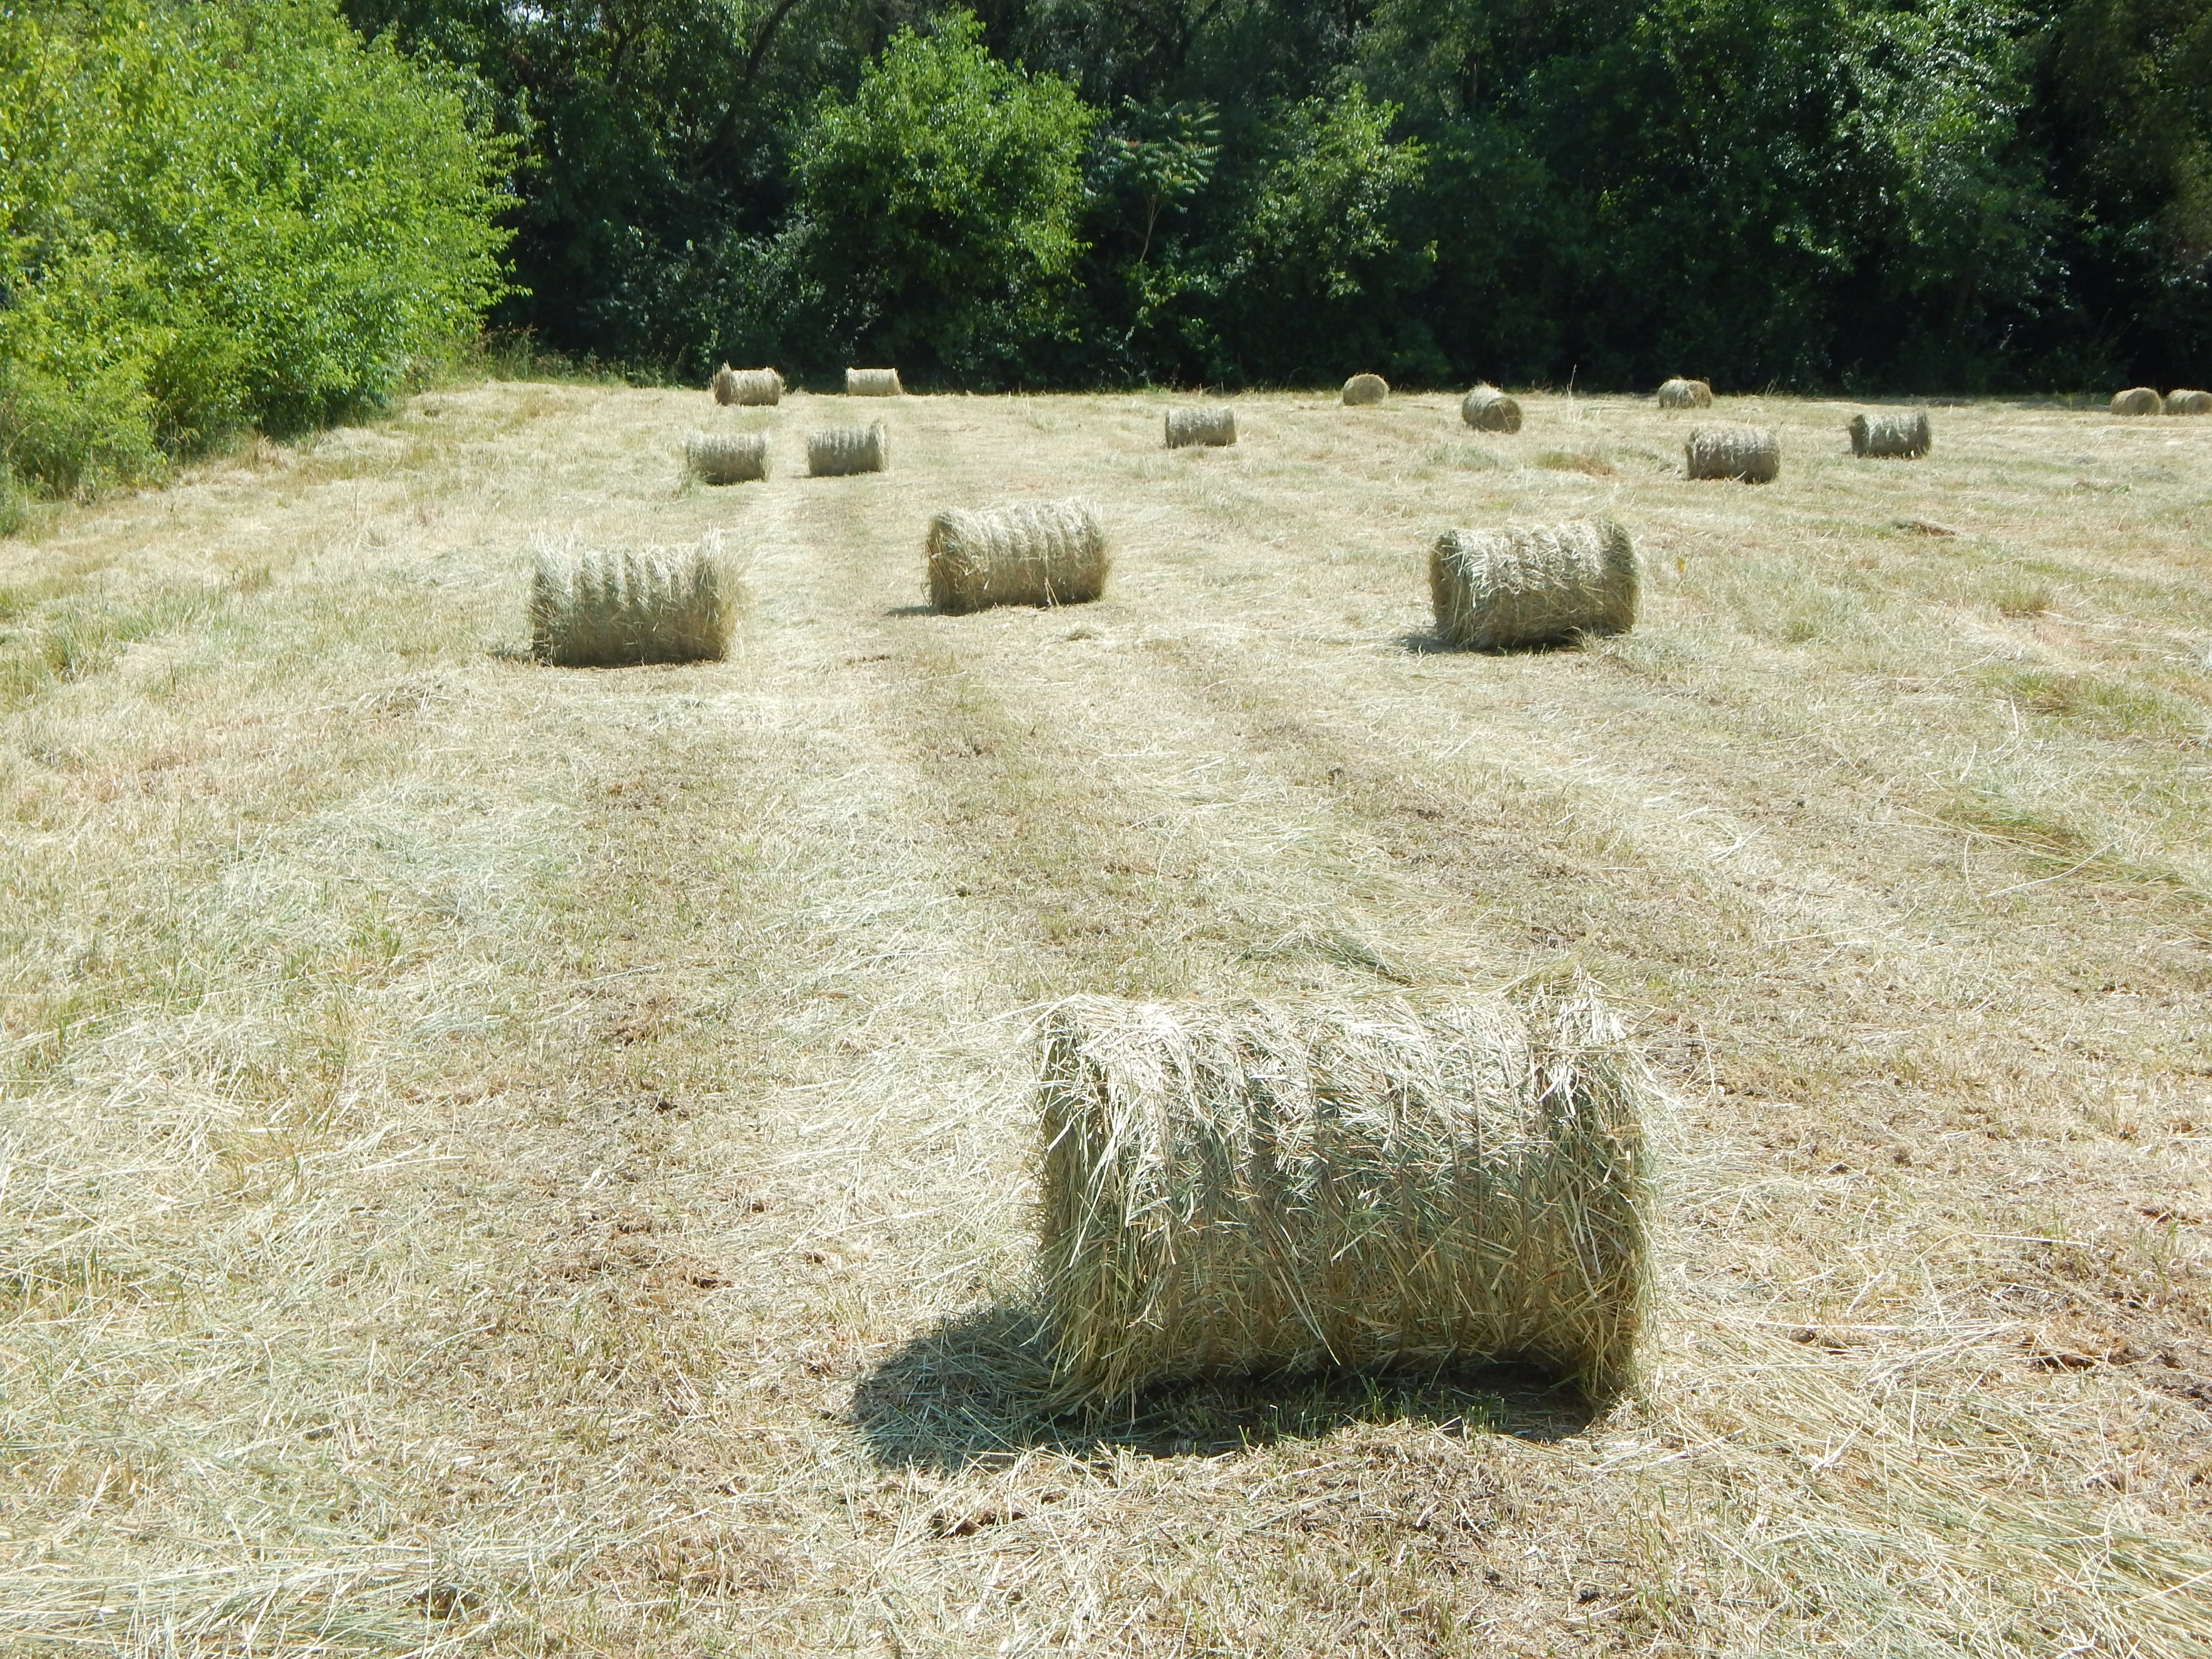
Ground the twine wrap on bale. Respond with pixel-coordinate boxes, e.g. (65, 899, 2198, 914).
(1165, 407, 1237, 448)
(1342, 373, 1389, 406)
(1657, 378, 1713, 410)
(1849, 410, 1932, 459)
(1036, 985, 1654, 1404)
(847, 367, 903, 397)
(1431, 518, 1639, 650)
(2112, 387, 2164, 416)
(807, 423, 889, 477)
(529, 533, 741, 668)
(2165, 389, 2212, 415)
(1686, 424, 1781, 482)
(712, 366, 782, 407)
(927, 498, 1107, 613)
(1461, 385, 1523, 433)
(684, 431, 768, 485)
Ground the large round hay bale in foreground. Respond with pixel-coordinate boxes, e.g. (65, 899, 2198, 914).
(1685, 423, 1780, 482)
(1849, 410, 1931, 459)
(1461, 385, 1522, 433)
(1657, 378, 1713, 409)
(1037, 985, 1653, 1404)
(684, 431, 768, 484)
(529, 534, 741, 667)
(1342, 373, 1389, 406)
(2112, 386, 2163, 415)
(1431, 518, 1638, 650)
(713, 366, 782, 407)
(1165, 406, 1236, 448)
(847, 367, 903, 397)
(2164, 388, 2212, 415)
(927, 498, 1107, 613)
(807, 422, 889, 477)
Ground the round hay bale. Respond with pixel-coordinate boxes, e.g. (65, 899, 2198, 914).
(684, 431, 768, 485)
(1165, 406, 1237, 449)
(2111, 386, 2163, 416)
(1461, 385, 1522, 433)
(1341, 373, 1389, 406)
(712, 367, 782, 407)
(926, 498, 1107, 613)
(1037, 983, 1654, 1404)
(806, 422, 889, 478)
(529, 532, 743, 668)
(847, 367, 903, 397)
(1848, 410, 1931, 459)
(1431, 518, 1639, 650)
(1685, 423, 1780, 483)
(2164, 388, 2212, 415)
(1657, 378, 1713, 409)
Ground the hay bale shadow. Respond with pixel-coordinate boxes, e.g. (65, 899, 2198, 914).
(1395, 630, 1583, 656)
(850, 1303, 1601, 1472)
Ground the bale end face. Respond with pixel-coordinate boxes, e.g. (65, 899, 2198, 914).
(1685, 424, 1780, 483)
(2112, 386, 2164, 416)
(1461, 385, 1522, 433)
(1657, 378, 1714, 409)
(806, 422, 889, 478)
(1431, 518, 1639, 650)
(847, 367, 903, 397)
(2164, 388, 2212, 415)
(529, 533, 744, 668)
(1036, 987, 1654, 1404)
(1166, 406, 1237, 449)
(684, 431, 769, 485)
(1848, 410, 1931, 459)
(1341, 373, 1389, 406)
(927, 498, 1107, 613)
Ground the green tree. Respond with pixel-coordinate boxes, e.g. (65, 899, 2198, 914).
(789, 11, 1096, 381)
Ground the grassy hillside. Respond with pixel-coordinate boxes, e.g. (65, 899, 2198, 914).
(1, 385, 2209, 1654)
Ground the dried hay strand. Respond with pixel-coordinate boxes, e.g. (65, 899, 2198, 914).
(1341, 373, 1389, 406)
(1431, 518, 1639, 650)
(712, 366, 782, 406)
(1460, 385, 1522, 433)
(529, 532, 742, 667)
(1849, 409, 1932, 459)
(847, 367, 903, 397)
(2164, 388, 2212, 414)
(807, 422, 889, 477)
(2111, 386, 2163, 415)
(1685, 423, 1781, 482)
(1165, 406, 1237, 448)
(683, 430, 768, 485)
(1036, 983, 1654, 1405)
(1657, 377, 1714, 409)
(926, 497, 1108, 613)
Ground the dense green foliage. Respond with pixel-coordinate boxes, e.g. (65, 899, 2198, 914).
(0, 0, 511, 498)
(338, 0, 2212, 389)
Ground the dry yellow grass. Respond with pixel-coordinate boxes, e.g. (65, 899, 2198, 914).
(1, 383, 2210, 1656)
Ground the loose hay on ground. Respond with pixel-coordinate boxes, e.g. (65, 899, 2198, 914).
(926, 497, 1107, 613)
(1342, 373, 1389, 406)
(2112, 386, 2164, 415)
(848, 368, 903, 397)
(1036, 984, 1653, 1404)
(808, 423, 890, 477)
(529, 532, 742, 666)
(1658, 378, 1714, 409)
(684, 431, 769, 484)
(1461, 385, 1523, 433)
(1850, 410, 1932, 459)
(1166, 407, 1237, 448)
(1431, 517, 1640, 649)
(1686, 423, 1781, 482)
(712, 366, 782, 406)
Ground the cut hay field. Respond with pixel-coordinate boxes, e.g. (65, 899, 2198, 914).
(2, 383, 2210, 1657)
